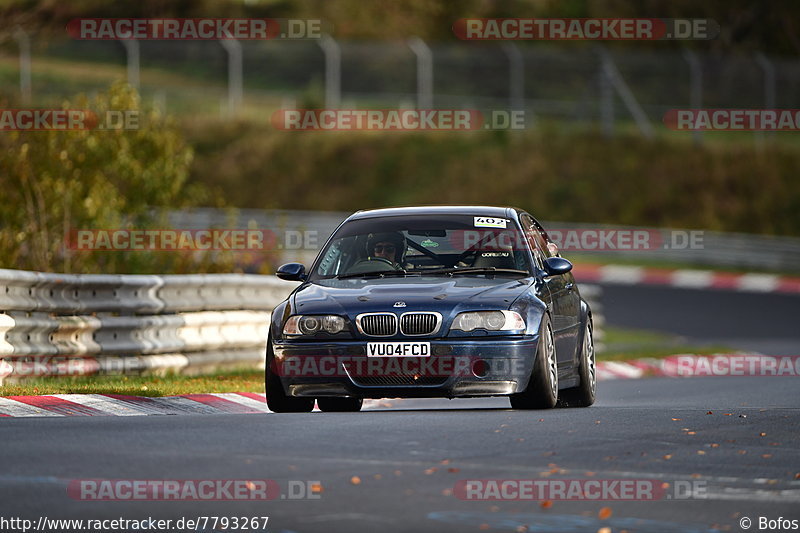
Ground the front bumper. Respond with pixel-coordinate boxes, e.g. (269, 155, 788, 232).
(271, 336, 538, 399)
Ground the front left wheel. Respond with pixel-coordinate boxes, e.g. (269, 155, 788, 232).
(558, 317, 596, 407)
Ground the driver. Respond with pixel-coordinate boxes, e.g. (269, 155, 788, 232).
(365, 232, 407, 268)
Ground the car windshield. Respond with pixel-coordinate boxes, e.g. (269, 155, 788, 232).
(309, 214, 534, 280)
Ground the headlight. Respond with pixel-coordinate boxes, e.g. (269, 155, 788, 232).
(283, 315, 348, 336)
(450, 311, 525, 332)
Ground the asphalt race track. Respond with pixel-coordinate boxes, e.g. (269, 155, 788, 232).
(1, 377, 798, 533)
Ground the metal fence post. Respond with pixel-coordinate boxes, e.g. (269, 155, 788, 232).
(683, 49, 703, 145)
(318, 35, 341, 109)
(12, 27, 32, 104)
(120, 38, 140, 90)
(407, 37, 433, 109)
(599, 54, 614, 137)
(220, 39, 243, 115)
(503, 43, 524, 110)
(598, 46, 654, 139)
(502, 43, 534, 126)
(755, 53, 776, 140)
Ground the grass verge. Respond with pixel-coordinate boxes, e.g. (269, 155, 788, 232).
(0, 368, 265, 397)
(598, 326, 734, 361)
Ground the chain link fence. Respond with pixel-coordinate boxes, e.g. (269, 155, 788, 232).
(2, 34, 800, 136)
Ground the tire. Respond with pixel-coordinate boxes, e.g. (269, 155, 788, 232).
(265, 338, 314, 413)
(510, 313, 558, 410)
(317, 397, 363, 412)
(558, 317, 596, 408)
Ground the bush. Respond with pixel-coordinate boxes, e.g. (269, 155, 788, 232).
(0, 82, 244, 274)
(186, 121, 800, 236)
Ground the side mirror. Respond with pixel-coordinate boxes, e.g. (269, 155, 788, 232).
(276, 262, 306, 281)
(542, 256, 573, 277)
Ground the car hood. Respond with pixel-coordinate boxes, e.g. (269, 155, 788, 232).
(291, 276, 533, 317)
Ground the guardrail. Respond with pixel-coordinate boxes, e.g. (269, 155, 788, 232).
(0, 269, 298, 384)
(171, 208, 800, 273)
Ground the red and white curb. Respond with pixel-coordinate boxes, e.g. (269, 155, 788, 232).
(0, 393, 387, 417)
(1, 355, 789, 416)
(572, 264, 800, 294)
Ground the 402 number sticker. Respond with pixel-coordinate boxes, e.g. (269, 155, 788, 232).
(474, 217, 507, 228)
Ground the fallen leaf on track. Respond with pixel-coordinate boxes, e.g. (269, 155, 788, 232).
(540, 500, 553, 509)
(598, 507, 613, 520)
(350, 476, 361, 485)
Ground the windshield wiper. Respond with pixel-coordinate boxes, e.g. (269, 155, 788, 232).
(336, 269, 408, 280)
(421, 267, 530, 277)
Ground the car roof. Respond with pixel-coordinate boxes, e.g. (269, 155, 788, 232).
(348, 206, 520, 220)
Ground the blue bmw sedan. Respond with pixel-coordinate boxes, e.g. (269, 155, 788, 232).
(267, 206, 595, 412)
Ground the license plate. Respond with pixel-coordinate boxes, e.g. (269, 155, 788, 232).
(367, 342, 431, 357)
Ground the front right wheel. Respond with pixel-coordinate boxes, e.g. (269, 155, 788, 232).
(265, 337, 315, 413)
(510, 313, 558, 410)
(317, 397, 363, 412)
